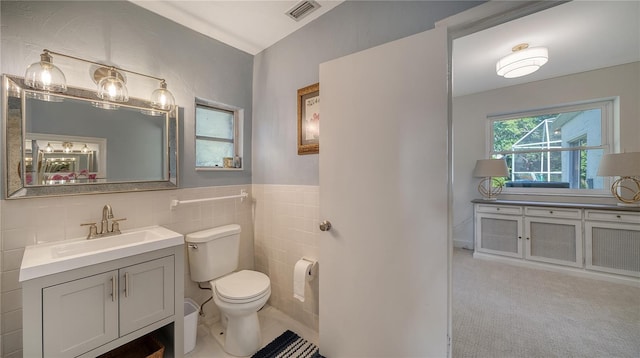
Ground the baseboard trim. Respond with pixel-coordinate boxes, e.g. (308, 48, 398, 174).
(472, 251, 640, 287)
(453, 239, 473, 250)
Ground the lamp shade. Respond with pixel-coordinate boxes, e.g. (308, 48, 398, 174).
(473, 159, 509, 177)
(597, 152, 640, 177)
(496, 45, 548, 78)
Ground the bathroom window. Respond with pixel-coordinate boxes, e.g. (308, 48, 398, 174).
(195, 99, 243, 170)
(488, 99, 615, 195)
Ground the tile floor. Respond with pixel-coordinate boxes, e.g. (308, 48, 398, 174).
(185, 305, 318, 358)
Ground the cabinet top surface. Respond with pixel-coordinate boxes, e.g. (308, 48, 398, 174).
(472, 199, 640, 212)
(19, 226, 184, 282)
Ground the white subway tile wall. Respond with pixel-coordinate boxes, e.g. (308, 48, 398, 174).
(0, 185, 252, 358)
(253, 185, 320, 331)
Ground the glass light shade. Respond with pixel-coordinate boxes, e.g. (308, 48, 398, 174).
(496, 47, 548, 78)
(24, 55, 67, 92)
(150, 82, 175, 110)
(97, 69, 129, 102)
(597, 152, 640, 177)
(473, 159, 509, 177)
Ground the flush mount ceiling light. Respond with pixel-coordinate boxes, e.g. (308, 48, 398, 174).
(496, 43, 548, 78)
(24, 49, 175, 110)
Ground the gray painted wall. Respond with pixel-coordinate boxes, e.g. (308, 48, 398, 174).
(1, 0, 253, 188)
(252, 0, 482, 185)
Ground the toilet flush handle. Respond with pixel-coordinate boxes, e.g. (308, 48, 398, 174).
(188, 243, 198, 249)
(319, 220, 332, 232)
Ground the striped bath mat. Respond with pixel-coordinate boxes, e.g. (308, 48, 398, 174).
(252, 330, 324, 358)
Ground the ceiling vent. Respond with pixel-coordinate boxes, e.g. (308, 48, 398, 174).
(286, 0, 321, 21)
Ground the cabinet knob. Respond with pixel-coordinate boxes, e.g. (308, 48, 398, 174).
(518, 236, 522, 239)
(549, 210, 554, 214)
(616, 215, 621, 219)
(526, 237, 530, 240)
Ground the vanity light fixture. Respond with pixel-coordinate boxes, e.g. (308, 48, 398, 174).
(81, 144, 90, 154)
(496, 43, 548, 78)
(24, 51, 67, 92)
(96, 67, 129, 102)
(597, 152, 640, 206)
(45, 143, 54, 153)
(473, 158, 510, 200)
(62, 142, 73, 154)
(24, 49, 175, 110)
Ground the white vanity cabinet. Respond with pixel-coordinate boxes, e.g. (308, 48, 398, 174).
(42, 256, 175, 357)
(22, 245, 184, 358)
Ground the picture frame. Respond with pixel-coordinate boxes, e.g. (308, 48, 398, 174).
(297, 82, 320, 155)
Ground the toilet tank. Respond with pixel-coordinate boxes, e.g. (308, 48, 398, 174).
(185, 224, 241, 283)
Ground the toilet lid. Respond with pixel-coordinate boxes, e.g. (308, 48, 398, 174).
(214, 270, 270, 301)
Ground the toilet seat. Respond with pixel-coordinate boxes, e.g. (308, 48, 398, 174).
(213, 270, 270, 303)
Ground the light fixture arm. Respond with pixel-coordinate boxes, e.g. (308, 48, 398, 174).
(43, 49, 166, 83)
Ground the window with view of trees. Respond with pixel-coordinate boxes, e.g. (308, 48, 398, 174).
(489, 100, 613, 192)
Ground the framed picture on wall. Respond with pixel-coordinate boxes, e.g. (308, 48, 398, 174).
(297, 83, 319, 155)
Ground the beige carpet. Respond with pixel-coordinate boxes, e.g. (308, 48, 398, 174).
(453, 248, 640, 358)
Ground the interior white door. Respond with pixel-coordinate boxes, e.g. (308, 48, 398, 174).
(319, 26, 449, 357)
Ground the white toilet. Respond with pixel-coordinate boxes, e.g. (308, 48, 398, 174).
(186, 224, 271, 356)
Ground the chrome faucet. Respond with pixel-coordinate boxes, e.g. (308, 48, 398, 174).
(81, 205, 126, 239)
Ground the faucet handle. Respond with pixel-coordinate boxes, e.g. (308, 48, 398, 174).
(111, 218, 127, 234)
(81, 222, 98, 239)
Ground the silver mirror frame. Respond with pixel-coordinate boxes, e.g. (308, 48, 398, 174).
(2, 74, 179, 199)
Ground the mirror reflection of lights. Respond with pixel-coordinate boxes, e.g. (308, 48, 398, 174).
(45, 142, 54, 153)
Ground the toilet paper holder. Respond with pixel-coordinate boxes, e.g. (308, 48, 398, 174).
(300, 257, 318, 280)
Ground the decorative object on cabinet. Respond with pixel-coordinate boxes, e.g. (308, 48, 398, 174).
(24, 49, 175, 110)
(3, 75, 179, 199)
(473, 158, 509, 200)
(496, 43, 549, 78)
(597, 152, 640, 206)
(297, 82, 319, 155)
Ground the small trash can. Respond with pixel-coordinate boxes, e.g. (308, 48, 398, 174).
(184, 298, 200, 354)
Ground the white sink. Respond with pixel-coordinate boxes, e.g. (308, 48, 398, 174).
(20, 226, 183, 282)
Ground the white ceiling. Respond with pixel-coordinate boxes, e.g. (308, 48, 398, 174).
(130, 1, 639, 96)
(129, 0, 344, 55)
(453, 1, 640, 96)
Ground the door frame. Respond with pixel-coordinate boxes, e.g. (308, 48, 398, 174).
(435, 1, 566, 356)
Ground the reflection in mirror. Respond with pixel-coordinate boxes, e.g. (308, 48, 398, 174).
(24, 134, 106, 186)
(3, 75, 179, 199)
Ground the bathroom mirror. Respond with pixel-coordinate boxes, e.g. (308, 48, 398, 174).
(3, 75, 178, 199)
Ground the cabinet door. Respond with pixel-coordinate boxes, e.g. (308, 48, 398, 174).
(119, 256, 175, 336)
(524, 217, 582, 267)
(585, 221, 640, 277)
(476, 213, 523, 258)
(43, 270, 119, 357)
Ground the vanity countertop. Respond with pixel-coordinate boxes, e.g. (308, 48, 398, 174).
(19, 225, 183, 282)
